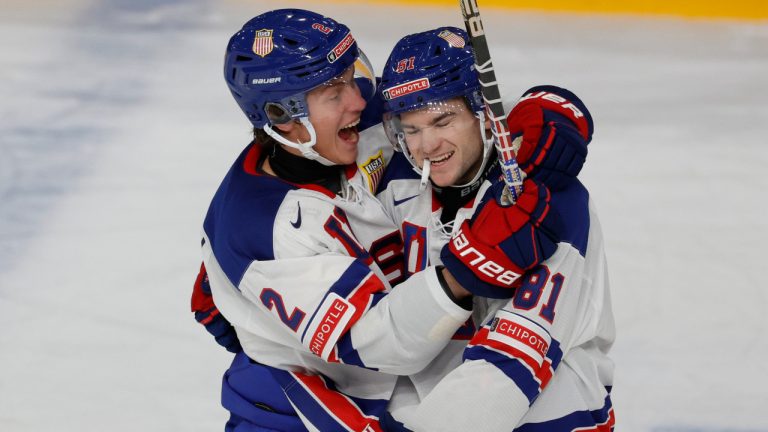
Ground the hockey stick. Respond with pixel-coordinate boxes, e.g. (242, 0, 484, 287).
(460, 0, 524, 206)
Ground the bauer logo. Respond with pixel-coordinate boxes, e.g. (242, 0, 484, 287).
(461, 0, 484, 37)
(327, 33, 355, 63)
(519, 91, 584, 119)
(450, 228, 520, 286)
(251, 77, 282, 85)
(252, 29, 274, 58)
(382, 78, 430, 100)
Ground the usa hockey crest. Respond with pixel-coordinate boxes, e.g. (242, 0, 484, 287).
(252, 29, 274, 57)
(359, 150, 384, 193)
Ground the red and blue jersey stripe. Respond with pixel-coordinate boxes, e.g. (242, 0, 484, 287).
(464, 316, 563, 404)
(271, 369, 387, 432)
(514, 394, 615, 432)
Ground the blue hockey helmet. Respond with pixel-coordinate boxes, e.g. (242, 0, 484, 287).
(380, 27, 492, 188)
(380, 27, 483, 116)
(223, 9, 375, 164)
(225, 9, 361, 128)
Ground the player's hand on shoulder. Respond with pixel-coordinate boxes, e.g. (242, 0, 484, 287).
(508, 85, 593, 190)
(191, 263, 242, 353)
(440, 178, 562, 299)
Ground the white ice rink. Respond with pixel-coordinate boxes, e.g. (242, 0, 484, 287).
(1, 0, 767, 430)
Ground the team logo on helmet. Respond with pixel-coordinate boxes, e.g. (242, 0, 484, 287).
(327, 33, 355, 63)
(252, 29, 274, 57)
(382, 78, 431, 100)
(438, 29, 466, 48)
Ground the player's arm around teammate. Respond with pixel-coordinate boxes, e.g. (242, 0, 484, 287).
(199, 10, 485, 432)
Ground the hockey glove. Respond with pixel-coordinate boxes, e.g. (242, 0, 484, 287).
(440, 178, 561, 298)
(191, 263, 241, 353)
(509, 85, 593, 191)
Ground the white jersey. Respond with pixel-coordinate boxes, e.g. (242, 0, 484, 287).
(374, 152, 492, 406)
(201, 126, 472, 431)
(377, 151, 616, 431)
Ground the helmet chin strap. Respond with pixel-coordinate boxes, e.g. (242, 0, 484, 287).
(419, 158, 431, 191)
(264, 117, 336, 166)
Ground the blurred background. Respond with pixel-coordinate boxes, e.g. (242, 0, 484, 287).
(1, 0, 766, 430)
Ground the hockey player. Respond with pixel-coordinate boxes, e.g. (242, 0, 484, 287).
(376, 28, 616, 431)
(196, 10, 564, 432)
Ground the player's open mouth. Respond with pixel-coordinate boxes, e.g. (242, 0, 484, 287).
(429, 151, 454, 166)
(338, 119, 360, 143)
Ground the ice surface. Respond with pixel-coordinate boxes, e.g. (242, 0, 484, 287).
(1, 0, 766, 430)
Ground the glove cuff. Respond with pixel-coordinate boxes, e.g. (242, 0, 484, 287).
(435, 265, 473, 310)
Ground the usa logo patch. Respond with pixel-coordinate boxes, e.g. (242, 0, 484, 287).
(359, 150, 384, 193)
(252, 29, 274, 57)
(438, 29, 465, 48)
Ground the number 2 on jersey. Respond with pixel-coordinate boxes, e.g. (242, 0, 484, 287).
(512, 266, 564, 323)
(260, 288, 306, 331)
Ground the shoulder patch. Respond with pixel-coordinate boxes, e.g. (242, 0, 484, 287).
(359, 149, 384, 194)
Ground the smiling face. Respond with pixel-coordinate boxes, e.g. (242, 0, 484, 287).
(275, 66, 366, 165)
(399, 97, 485, 187)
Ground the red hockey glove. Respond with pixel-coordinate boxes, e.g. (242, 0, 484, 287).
(509, 85, 593, 191)
(191, 263, 241, 353)
(440, 178, 561, 298)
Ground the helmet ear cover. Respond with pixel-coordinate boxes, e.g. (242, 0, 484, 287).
(264, 102, 292, 124)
